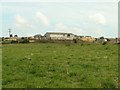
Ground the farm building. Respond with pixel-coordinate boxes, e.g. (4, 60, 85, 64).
(4, 37, 20, 41)
(44, 32, 75, 40)
(34, 34, 42, 40)
(29, 38, 36, 43)
(9, 37, 20, 41)
(111, 38, 120, 44)
(96, 37, 108, 43)
(27, 36, 36, 43)
(74, 35, 84, 39)
(115, 38, 120, 43)
(80, 36, 96, 42)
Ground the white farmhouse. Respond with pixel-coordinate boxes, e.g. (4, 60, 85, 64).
(44, 32, 75, 40)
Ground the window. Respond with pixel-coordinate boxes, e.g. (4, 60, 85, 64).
(67, 34, 70, 37)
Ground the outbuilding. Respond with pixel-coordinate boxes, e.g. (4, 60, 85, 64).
(44, 32, 75, 40)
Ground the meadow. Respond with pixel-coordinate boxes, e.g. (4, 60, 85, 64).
(2, 43, 118, 88)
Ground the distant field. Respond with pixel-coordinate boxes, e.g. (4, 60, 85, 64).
(2, 43, 118, 88)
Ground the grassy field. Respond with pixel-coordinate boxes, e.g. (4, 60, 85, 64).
(2, 43, 118, 88)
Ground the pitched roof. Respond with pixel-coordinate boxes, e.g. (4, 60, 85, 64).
(45, 32, 74, 35)
(34, 34, 42, 36)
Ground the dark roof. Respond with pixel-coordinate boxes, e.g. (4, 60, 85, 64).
(34, 34, 42, 36)
(85, 36, 91, 37)
(45, 32, 74, 35)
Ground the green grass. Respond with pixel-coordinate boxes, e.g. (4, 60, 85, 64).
(2, 43, 118, 88)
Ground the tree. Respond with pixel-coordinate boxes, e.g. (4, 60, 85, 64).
(73, 39, 78, 43)
(100, 36, 104, 39)
(19, 37, 29, 43)
(2, 37, 4, 41)
(10, 34, 13, 37)
(14, 35, 18, 37)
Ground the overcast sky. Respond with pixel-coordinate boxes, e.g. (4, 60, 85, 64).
(0, 0, 119, 38)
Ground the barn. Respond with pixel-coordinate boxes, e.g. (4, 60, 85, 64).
(80, 36, 96, 42)
(44, 32, 75, 40)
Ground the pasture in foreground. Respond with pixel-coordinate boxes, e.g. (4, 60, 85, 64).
(2, 43, 118, 88)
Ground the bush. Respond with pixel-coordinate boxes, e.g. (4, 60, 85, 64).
(81, 43, 84, 46)
(19, 38, 29, 43)
(102, 42, 107, 45)
(73, 39, 78, 43)
(11, 40, 18, 44)
(2, 40, 12, 44)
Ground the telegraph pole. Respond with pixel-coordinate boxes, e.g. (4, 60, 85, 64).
(8, 28, 11, 37)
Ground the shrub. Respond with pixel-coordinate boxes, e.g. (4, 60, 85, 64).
(40, 40, 48, 43)
(19, 38, 29, 43)
(2, 40, 12, 44)
(73, 39, 78, 43)
(11, 40, 18, 44)
(102, 42, 107, 45)
(81, 43, 84, 46)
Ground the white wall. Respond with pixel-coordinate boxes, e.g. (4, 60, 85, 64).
(46, 34, 74, 40)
